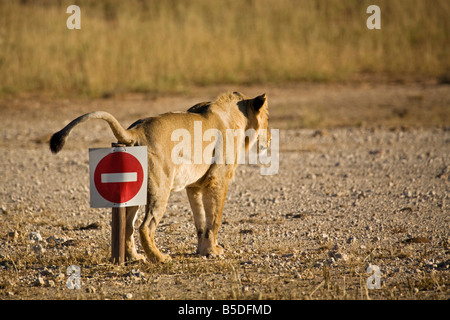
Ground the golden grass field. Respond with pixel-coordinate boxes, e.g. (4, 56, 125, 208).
(1, 0, 449, 97)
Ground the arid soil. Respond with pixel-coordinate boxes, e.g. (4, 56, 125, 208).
(0, 82, 449, 300)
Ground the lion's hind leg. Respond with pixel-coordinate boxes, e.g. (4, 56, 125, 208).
(186, 187, 206, 254)
(139, 192, 171, 263)
(125, 206, 146, 262)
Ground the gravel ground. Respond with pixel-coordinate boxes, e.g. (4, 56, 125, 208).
(0, 83, 449, 300)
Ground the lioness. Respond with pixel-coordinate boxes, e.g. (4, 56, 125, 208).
(50, 92, 269, 263)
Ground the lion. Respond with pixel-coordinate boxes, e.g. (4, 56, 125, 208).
(50, 92, 270, 263)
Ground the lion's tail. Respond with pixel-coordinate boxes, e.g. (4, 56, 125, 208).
(49, 111, 136, 154)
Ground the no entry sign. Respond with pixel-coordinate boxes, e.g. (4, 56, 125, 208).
(89, 146, 147, 208)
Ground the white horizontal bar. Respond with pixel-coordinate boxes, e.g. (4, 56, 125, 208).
(101, 172, 137, 183)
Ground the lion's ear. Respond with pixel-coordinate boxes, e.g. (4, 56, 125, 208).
(252, 93, 267, 111)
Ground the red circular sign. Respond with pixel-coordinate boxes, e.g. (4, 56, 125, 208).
(94, 152, 144, 204)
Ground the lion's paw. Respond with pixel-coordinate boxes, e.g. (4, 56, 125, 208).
(199, 244, 224, 257)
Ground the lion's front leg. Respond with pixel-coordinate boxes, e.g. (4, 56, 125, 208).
(198, 180, 229, 256)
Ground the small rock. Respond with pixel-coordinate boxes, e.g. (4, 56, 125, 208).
(40, 268, 54, 277)
(314, 261, 324, 268)
(86, 286, 96, 294)
(45, 280, 55, 288)
(369, 149, 383, 156)
(7, 231, 19, 241)
(30, 231, 43, 242)
(334, 252, 348, 262)
(436, 165, 448, 179)
(399, 207, 413, 214)
(62, 239, 78, 247)
(312, 129, 329, 138)
(55, 273, 65, 282)
(329, 250, 348, 262)
(372, 236, 381, 242)
(347, 236, 357, 244)
(306, 173, 316, 180)
(404, 190, 413, 198)
(34, 276, 45, 287)
(394, 267, 403, 273)
(437, 260, 450, 270)
(403, 236, 430, 244)
(123, 293, 133, 299)
(46, 235, 67, 245)
(33, 244, 46, 254)
(129, 269, 146, 280)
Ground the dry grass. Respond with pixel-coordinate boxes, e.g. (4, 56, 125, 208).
(1, 0, 449, 97)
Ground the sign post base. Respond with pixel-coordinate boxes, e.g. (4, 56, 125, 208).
(110, 143, 126, 265)
(111, 206, 126, 265)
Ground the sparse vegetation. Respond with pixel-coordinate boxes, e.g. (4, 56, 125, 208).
(1, 84, 449, 300)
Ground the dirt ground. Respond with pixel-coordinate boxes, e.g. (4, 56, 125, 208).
(0, 82, 449, 300)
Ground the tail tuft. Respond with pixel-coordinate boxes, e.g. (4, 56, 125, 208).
(49, 131, 66, 154)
